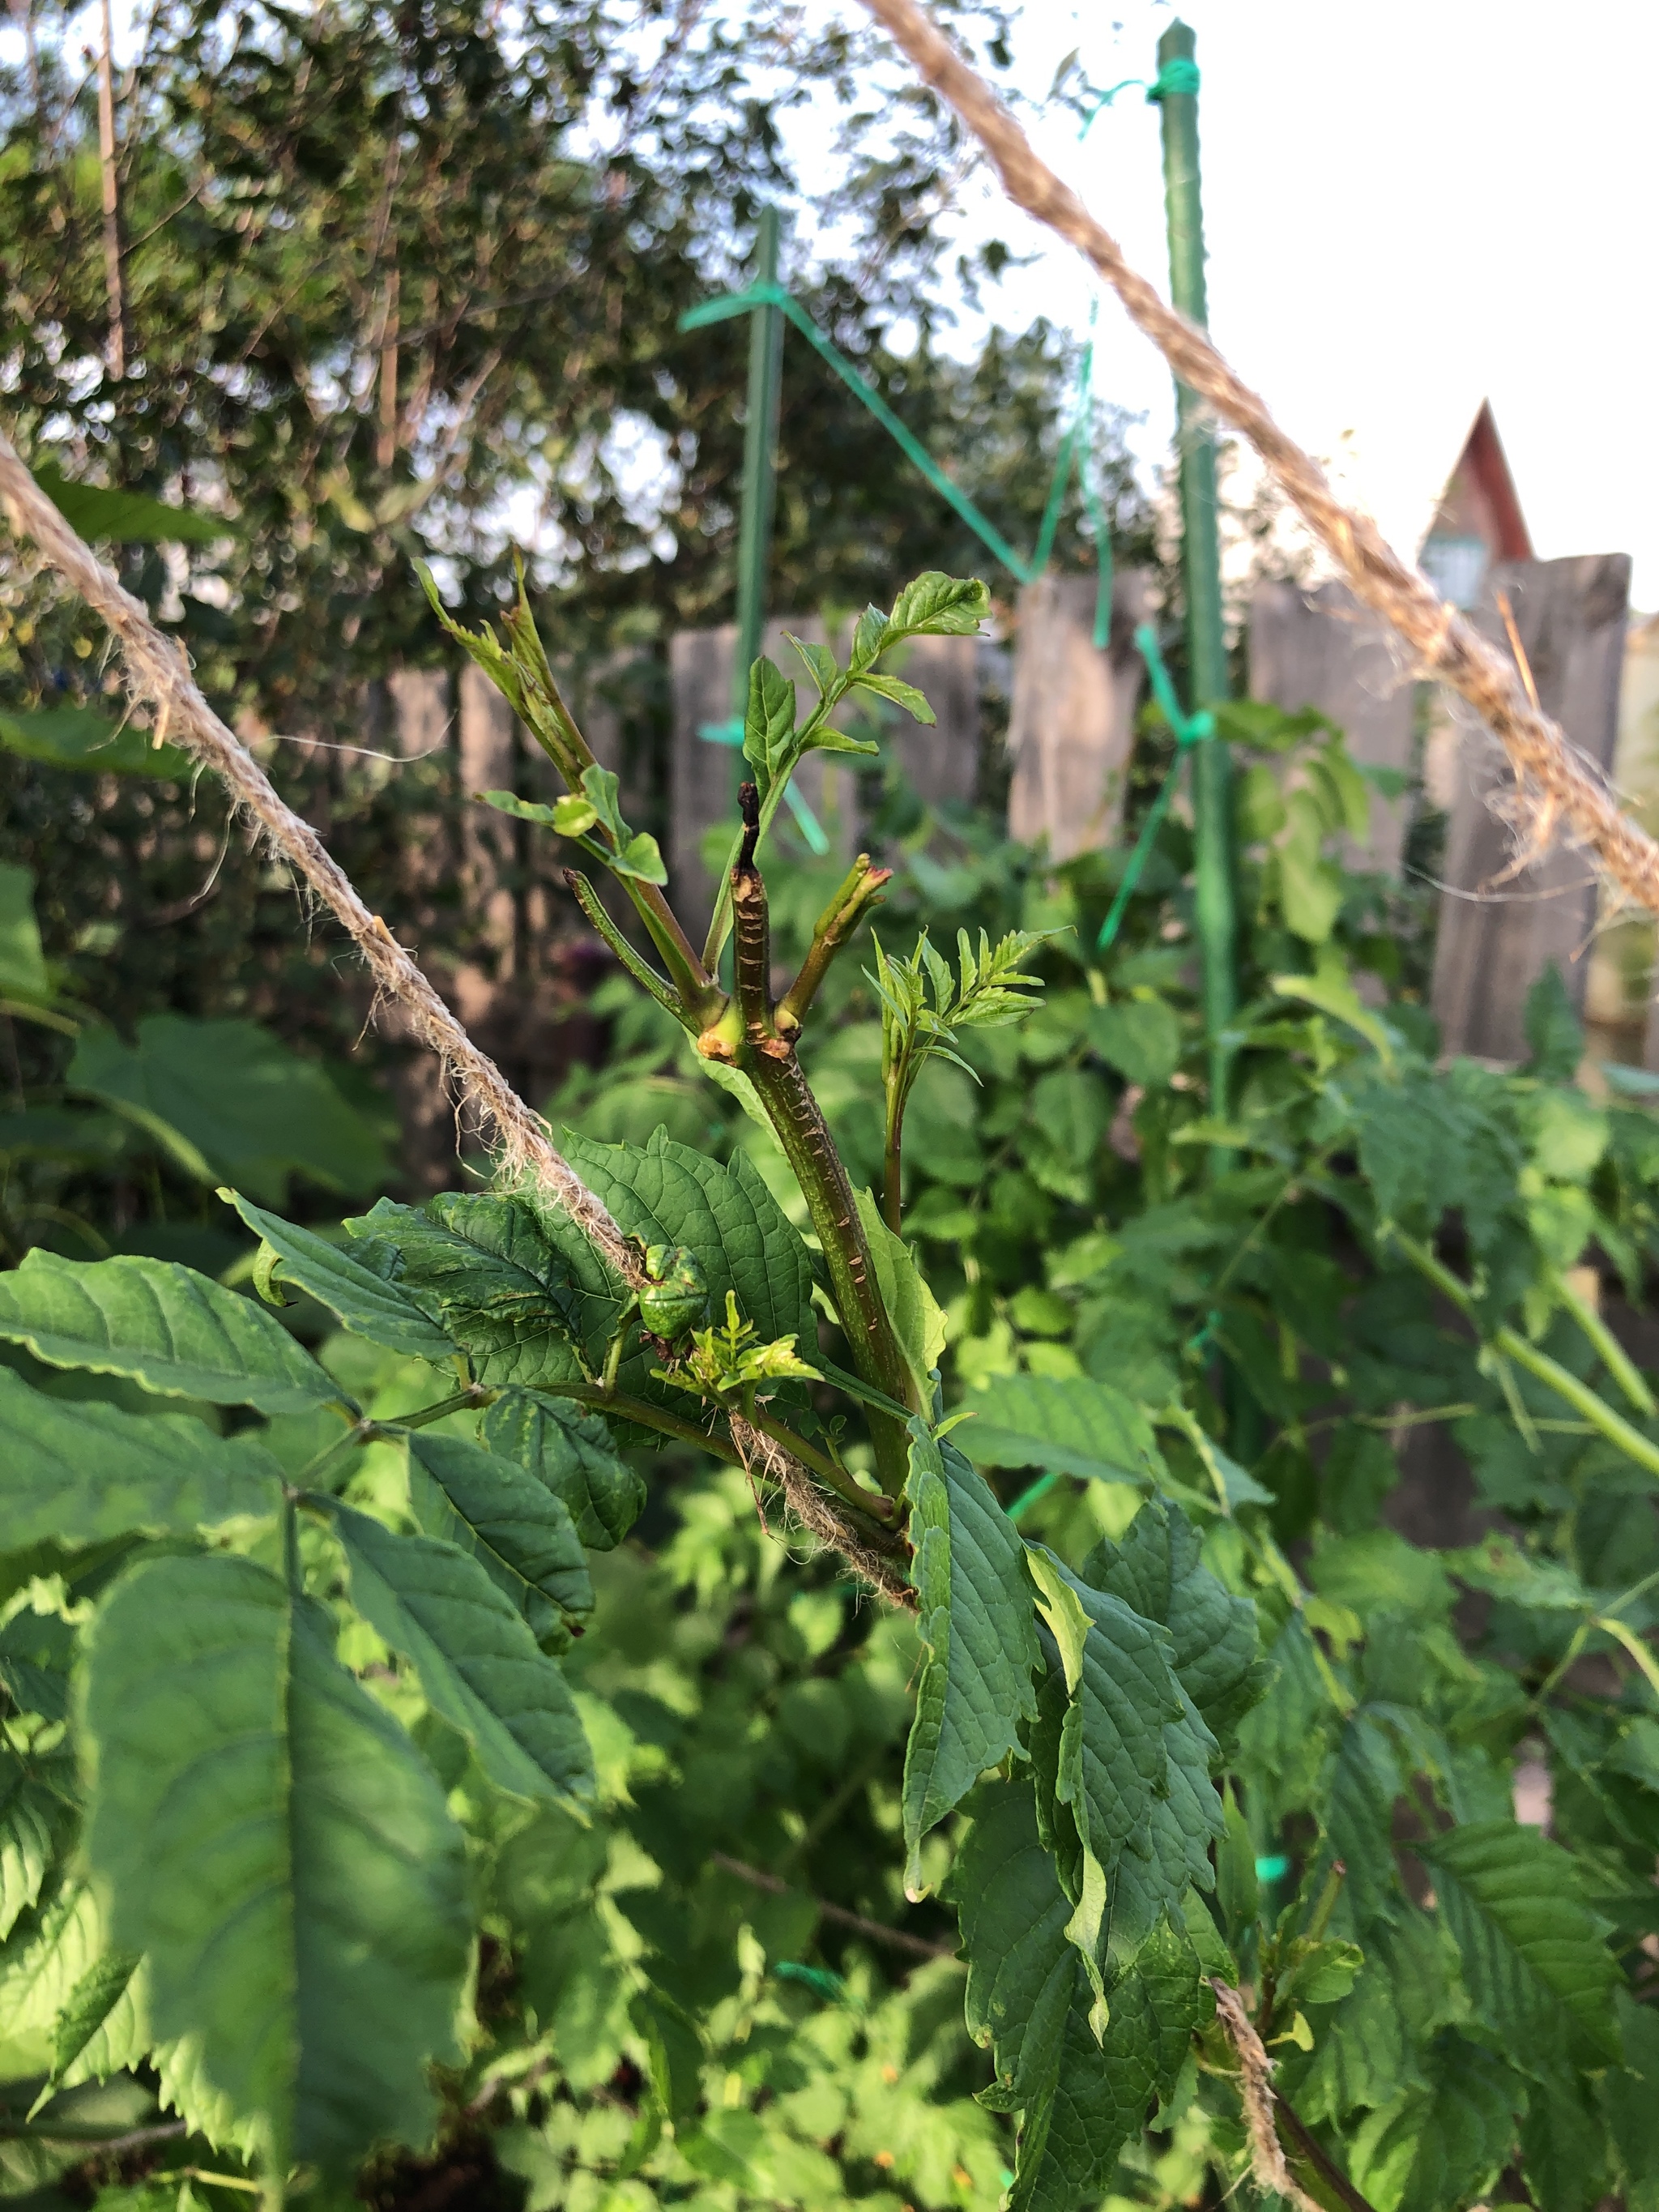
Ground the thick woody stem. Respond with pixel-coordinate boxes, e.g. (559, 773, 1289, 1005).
(732, 781, 775, 1046)
(777, 853, 892, 1038)
(856, 0, 1659, 922)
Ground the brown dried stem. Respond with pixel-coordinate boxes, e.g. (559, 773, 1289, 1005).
(855, 0, 1659, 917)
(729, 1411, 915, 1608)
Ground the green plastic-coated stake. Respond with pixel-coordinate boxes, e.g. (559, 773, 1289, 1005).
(733, 207, 784, 799)
(1155, 22, 1238, 1130)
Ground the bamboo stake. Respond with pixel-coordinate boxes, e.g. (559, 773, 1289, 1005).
(95, 0, 126, 380)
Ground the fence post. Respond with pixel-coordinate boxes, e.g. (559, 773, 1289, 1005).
(1008, 570, 1154, 858)
(1155, 19, 1238, 1119)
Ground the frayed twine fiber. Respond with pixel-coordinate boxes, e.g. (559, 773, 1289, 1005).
(729, 1412, 916, 1608)
(1209, 1984, 1324, 2212)
(0, 429, 641, 1289)
(856, 0, 1659, 920)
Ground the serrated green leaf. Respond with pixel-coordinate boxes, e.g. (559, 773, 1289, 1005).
(630, 1987, 704, 2123)
(348, 1191, 626, 1388)
(740, 657, 795, 788)
(1323, 1712, 1405, 1931)
(854, 1189, 946, 1403)
(0, 1365, 284, 1551)
(1081, 1497, 1266, 1740)
(1086, 997, 1183, 1089)
(1011, 1916, 1209, 2212)
(960, 1373, 1163, 1487)
(885, 572, 990, 640)
(480, 1388, 643, 1550)
(220, 1190, 457, 1362)
(562, 1128, 816, 1409)
(1027, 1545, 1221, 1977)
(1419, 1818, 1619, 2065)
(70, 1017, 390, 1205)
(403, 1429, 592, 1646)
(0, 1879, 104, 2055)
(0, 1251, 346, 1414)
(0, 1749, 67, 1941)
(1348, 2032, 1521, 2212)
(0, 1609, 75, 1721)
(902, 1427, 1039, 1894)
(851, 669, 936, 723)
(331, 1503, 594, 1807)
(957, 1779, 1077, 2110)
(43, 1946, 143, 2097)
(0, 704, 195, 778)
(83, 1552, 471, 2176)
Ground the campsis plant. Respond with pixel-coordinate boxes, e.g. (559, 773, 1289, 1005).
(3, 569, 1659, 2212)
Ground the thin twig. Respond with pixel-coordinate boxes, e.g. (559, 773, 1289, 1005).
(0, 429, 642, 1289)
(854, 0, 1659, 920)
(712, 1851, 951, 1959)
(730, 1411, 915, 1608)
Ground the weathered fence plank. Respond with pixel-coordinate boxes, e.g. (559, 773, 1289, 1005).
(458, 661, 519, 1005)
(1431, 553, 1631, 1062)
(1006, 570, 1154, 860)
(1247, 579, 1415, 873)
(885, 633, 982, 812)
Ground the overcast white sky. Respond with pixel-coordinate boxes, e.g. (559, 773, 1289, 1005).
(885, 0, 1659, 608)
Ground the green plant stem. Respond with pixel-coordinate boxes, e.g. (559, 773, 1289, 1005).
(548, 1381, 744, 1464)
(1555, 1267, 1656, 1416)
(1389, 1231, 1659, 1485)
(563, 869, 688, 1023)
(1274, 2095, 1380, 2212)
(777, 854, 891, 1036)
(743, 1044, 922, 1492)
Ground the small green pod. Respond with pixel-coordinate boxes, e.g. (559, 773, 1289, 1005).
(638, 1244, 709, 1339)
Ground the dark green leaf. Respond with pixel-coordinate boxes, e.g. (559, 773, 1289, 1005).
(480, 1388, 644, 1550)
(0, 703, 195, 779)
(0, 1749, 66, 1940)
(960, 1374, 1163, 1487)
(0, 863, 50, 998)
(1525, 963, 1583, 1083)
(0, 1609, 75, 1722)
(0, 1252, 344, 1413)
(83, 1552, 471, 2175)
(851, 669, 935, 723)
(1418, 1819, 1619, 2065)
(331, 1504, 594, 1807)
(33, 461, 225, 544)
(902, 1427, 1039, 1894)
(885, 572, 990, 639)
(70, 1017, 390, 1205)
(1087, 998, 1183, 1090)
(1348, 2032, 1521, 2212)
(740, 656, 795, 787)
(403, 1429, 592, 1645)
(220, 1191, 456, 1363)
(46, 1947, 143, 2093)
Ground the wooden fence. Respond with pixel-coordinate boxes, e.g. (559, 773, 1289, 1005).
(382, 550, 1643, 1124)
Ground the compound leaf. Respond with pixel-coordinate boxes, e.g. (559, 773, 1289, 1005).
(82, 1552, 471, 2176)
(0, 1251, 345, 1415)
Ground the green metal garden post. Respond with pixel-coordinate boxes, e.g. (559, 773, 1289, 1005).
(1155, 22, 1238, 1121)
(731, 206, 784, 792)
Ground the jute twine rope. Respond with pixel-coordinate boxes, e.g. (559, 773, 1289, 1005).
(0, 430, 918, 1604)
(1209, 1983, 1324, 2212)
(0, 429, 642, 1288)
(857, 0, 1659, 917)
(729, 1411, 916, 1608)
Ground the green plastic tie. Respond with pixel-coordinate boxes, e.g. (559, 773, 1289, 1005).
(1095, 624, 1214, 954)
(1148, 57, 1200, 100)
(776, 1960, 850, 2004)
